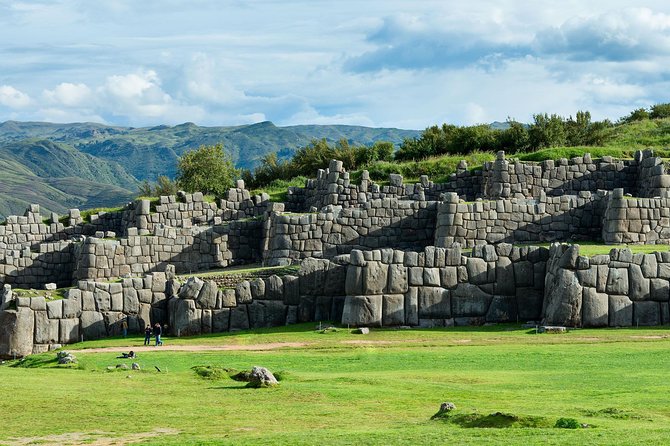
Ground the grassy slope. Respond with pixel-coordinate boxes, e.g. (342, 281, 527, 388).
(2, 325, 670, 445)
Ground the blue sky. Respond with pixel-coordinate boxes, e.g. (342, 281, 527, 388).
(0, 0, 669, 129)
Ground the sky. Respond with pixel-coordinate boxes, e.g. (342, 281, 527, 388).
(1, 1, 670, 129)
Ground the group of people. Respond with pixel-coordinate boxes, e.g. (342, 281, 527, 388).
(118, 318, 165, 346)
(144, 323, 164, 346)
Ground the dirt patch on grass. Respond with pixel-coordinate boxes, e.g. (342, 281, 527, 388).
(630, 335, 670, 339)
(3, 427, 179, 445)
(76, 342, 309, 354)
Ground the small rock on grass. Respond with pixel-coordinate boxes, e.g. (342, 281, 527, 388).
(353, 327, 370, 334)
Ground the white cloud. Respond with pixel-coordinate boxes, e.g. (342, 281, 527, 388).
(0, 85, 31, 108)
(43, 82, 92, 107)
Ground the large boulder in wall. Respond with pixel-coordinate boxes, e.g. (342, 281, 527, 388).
(451, 284, 492, 317)
(80, 311, 107, 340)
(248, 301, 288, 328)
(542, 268, 582, 326)
(169, 298, 201, 336)
(485, 295, 517, 323)
(582, 288, 608, 327)
(382, 294, 405, 326)
(634, 301, 661, 326)
(0, 307, 35, 358)
(418, 287, 451, 319)
(196, 280, 218, 309)
(341, 295, 382, 327)
(609, 295, 633, 327)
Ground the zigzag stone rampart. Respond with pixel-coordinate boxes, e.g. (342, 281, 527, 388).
(1, 149, 670, 357)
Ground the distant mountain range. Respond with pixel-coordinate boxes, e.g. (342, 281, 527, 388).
(0, 120, 420, 218)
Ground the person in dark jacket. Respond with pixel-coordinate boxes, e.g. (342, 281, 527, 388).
(153, 323, 163, 346)
(144, 325, 152, 346)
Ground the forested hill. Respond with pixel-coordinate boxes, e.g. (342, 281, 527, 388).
(0, 120, 419, 218)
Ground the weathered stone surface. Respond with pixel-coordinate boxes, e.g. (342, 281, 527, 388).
(516, 288, 543, 321)
(59, 318, 79, 344)
(196, 280, 218, 309)
(650, 278, 669, 302)
(382, 294, 404, 326)
(418, 287, 451, 319)
(230, 305, 249, 331)
(609, 295, 633, 327)
(220, 289, 236, 307)
(582, 287, 608, 327)
(93, 288, 111, 312)
(282, 275, 300, 306)
(543, 268, 582, 326)
(169, 298, 199, 336)
(247, 366, 279, 388)
(264, 275, 283, 300)
(423, 268, 441, 287)
(248, 300, 287, 328)
(34, 311, 58, 344)
(123, 288, 140, 314)
(634, 301, 661, 326)
(0, 307, 34, 358)
(467, 257, 489, 284)
(495, 256, 515, 295)
(440, 266, 458, 289)
(179, 277, 204, 300)
(235, 281, 253, 304)
(212, 308, 230, 332)
(485, 295, 517, 322)
(387, 264, 408, 294)
(345, 265, 364, 295)
(364, 261, 388, 295)
(606, 268, 629, 296)
(628, 264, 650, 301)
(314, 296, 333, 321)
(404, 288, 419, 326)
(249, 278, 266, 299)
(46, 300, 63, 319)
(513, 261, 534, 288)
(341, 295, 382, 327)
(451, 286, 492, 317)
(80, 311, 106, 340)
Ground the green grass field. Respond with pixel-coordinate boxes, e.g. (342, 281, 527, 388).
(2, 324, 670, 445)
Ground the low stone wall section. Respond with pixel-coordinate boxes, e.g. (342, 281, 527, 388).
(340, 244, 549, 327)
(263, 199, 437, 265)
(434, 191, 607, 248)
(0, 270, 170, 357)
(602, 189, 670, 244)
(542, 244, 670, 327)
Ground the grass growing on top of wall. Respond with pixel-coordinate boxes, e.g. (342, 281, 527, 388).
(514, 242, 670, 257)
(3, 324, 670, 445)
(12, 287, 71, 300)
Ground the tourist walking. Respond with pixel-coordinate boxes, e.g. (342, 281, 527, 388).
(153, 322, 163, 346)
(121, 319, 128, 338)
(144, 325, 152, 346)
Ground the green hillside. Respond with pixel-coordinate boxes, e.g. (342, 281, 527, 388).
(0, 121, 419, 219)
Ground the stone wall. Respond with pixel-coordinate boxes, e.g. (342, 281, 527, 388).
(0, 270, 170, 357)
(602, 189, 670, 244)
(340, 244, 548, 327)
(434, 191, 608, 248)
(263, 199, 437, 266)
(73, 220, 263, 280)
(542, 244, 670, 327)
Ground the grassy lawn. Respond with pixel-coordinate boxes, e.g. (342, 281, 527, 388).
(2, 324, 670, 445)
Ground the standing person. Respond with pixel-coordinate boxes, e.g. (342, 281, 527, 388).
(121, 319, 128, 338)
(153, 322, 163, 346)
(144, 325, 152, 346)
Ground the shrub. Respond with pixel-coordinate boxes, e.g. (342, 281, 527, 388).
(555, 417, 580, 429)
